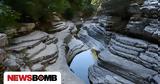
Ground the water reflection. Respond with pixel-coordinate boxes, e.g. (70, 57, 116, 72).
(70, 50, 96, 84)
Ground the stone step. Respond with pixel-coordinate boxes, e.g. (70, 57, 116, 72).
(113, 34, 148, 49)
(6, 40, 41, 52)
(12, 31, 48, 44)
(89, 64, 135, 84)
(98, 48, 157, 84)
(26, 42, 46, 58)
(29, 43, 58, 64)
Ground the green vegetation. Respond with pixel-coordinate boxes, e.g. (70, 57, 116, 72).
(4, 0, 95, 21)
(0, 2, 20, 32)
(0, 0, 95, 32)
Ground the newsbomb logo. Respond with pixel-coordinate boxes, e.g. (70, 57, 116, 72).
(7, 74, 57, 81)
(4, 72, 61, 84)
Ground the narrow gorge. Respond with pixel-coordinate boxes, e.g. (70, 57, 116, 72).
(0, 0, 160, 84)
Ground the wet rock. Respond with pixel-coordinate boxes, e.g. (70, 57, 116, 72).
(0, 49, 6, 63)
(0, 33, 8, 47)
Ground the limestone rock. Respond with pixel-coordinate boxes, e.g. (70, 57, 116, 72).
(89, 64, 134, 84)
(29, 43, 58, 63)
(7, 40, 41, 52)
(0, 33, 8, 47)
(12, 31, 48, 44)
(31, 63, 44, 71)
(18, 23, 35, 33)
(3, 59, 20, 71)
(151, 74, 160, 84)
(0, 49, 6, 63)
(67, 37, 89, 62)
(26, 42, 46, 58)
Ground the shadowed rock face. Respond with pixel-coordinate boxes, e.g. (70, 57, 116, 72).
(99, 0, 160, 44)
(77, 0, 160, 83)
(78, 19, 160, 84)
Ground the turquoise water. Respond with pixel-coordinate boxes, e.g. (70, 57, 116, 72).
(70, 50, 96, 84)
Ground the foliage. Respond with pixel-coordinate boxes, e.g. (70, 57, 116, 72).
(4, 0, 95, 21)
(0, 2, 20, 32)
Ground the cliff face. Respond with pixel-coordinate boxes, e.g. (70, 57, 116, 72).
(81, 0, 160, 84)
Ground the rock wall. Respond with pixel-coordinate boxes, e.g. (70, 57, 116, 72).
(99, 0, 160, 44)
(79, 0, 160, 84)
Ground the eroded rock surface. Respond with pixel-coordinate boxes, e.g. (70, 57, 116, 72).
(4, 21, 85, 84)
(79, 15, 160, 84)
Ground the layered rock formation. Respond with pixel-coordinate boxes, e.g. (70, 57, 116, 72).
(3, 21, 88, 84)
(0, 33, 8, 63)
(82, 0, 160, 84)
(1, 0, 160, 84)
